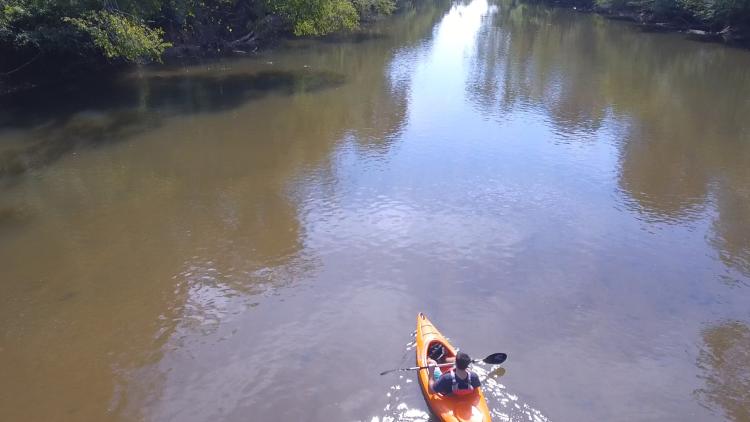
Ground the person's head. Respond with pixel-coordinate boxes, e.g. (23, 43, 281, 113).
(456, 352, 472, 370)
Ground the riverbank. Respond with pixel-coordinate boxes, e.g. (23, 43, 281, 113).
(534, 0, 750, 47)
(0, 0, 403, 95)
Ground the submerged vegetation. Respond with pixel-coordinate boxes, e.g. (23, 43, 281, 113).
(0, 0, 399, 89)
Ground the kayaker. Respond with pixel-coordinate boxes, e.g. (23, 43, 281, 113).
(428, 343, 455, 365)
(428, 351, 481, 395)
(426, 343, 455, 380)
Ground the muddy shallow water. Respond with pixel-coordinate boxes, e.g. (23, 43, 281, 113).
(1, 1, 749, 421)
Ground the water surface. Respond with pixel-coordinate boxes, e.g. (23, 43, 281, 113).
(1, 1, 749, 421)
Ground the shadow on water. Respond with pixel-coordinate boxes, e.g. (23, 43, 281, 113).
(0, 110, 159, 179)
(0, 69, 347, 129)
(135, 69, 346, 114)
(0, 69, 346, 180)
(695, 321, 750, 421)
(318, 31, 391, 44)
(0, 206, 32, 234)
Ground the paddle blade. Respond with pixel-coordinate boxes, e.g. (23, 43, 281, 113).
(482, 352, 507, 365)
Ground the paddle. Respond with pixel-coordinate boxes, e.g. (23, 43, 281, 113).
(379, 352, 507, 376)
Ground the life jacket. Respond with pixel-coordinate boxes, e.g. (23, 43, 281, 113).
(450, 369, 475, 395)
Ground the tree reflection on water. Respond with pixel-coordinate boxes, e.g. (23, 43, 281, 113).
(696, 321, 750, 421)
(466, 0, 750, 279)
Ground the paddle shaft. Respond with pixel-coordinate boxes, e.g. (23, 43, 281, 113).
(416, 359, 486, 371)
(379, 357, 498, 376)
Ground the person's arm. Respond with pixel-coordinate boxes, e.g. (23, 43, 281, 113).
(426, 359, 436, 392)
(471, 372, 481, 388)
(431, 373, 450, 395)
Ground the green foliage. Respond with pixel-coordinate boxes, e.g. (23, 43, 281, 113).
(353, 0, 397, 16)
(266, 0, 360, 35)
(0, 0, 400, 80)
(266, 0, 397, 35)
(1, 0, 170, 64)
(680, 0, 750, 25)
(2, 1, 78, 50)
(590, 0, 750, 27)
(65, 11, 171, 63)
(594, 0, 630, 9)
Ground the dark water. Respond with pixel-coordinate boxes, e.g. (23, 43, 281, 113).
(1, 1, 749, 421)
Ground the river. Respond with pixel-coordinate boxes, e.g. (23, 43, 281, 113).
(1, 1, 749, 421)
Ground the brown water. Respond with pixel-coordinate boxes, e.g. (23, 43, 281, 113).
(2, 1, 750, 421)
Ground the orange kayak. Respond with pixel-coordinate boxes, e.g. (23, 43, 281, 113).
(416, 313, 492, 422)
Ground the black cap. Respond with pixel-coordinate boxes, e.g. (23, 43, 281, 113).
(456, 352, 471, 370)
